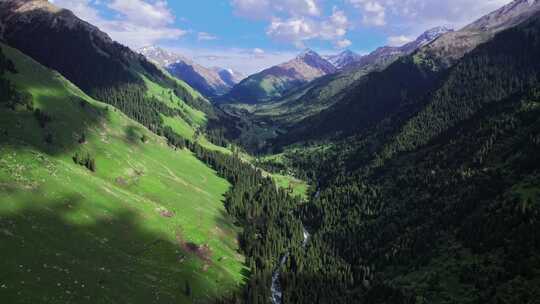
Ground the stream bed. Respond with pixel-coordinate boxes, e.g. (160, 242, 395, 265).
(270, 227, 311, 304)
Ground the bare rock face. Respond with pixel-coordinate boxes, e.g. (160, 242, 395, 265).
(325, 50, 362, 70)
(350, 26, 453, 72)
(418, 0, 540, 67)
(139, 45, 242, 98)
(139, 46, 185, 67)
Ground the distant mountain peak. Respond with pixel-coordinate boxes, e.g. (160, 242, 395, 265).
(138, 46, 242, 97)
(420, 26, 454, 40)
(405, 26, 454, 50)
(326, 50, 362, 69)
(297, 48, 320, 59)
(339, 49, 356, 55)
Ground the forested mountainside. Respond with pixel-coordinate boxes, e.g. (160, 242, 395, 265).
(218, 27, 451, 152)
(0, 0, 221, 143)
(0, 43, 247, 303)
(0, 41, 308, 303)
(249, 7, 540, 304)
(277, 0, 540, 147)
(0, 0, 307, 303)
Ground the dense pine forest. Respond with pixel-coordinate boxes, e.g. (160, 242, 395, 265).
(250, 12, 540, 304)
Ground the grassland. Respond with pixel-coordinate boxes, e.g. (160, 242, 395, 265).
(0, 44, 245, 303)
(270, 174, 308, 200)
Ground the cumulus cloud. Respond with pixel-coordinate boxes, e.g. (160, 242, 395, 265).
(335, 39, 352, 48)
(347, 0, 509, 31)
(197, 32, 218, 41)
(265, 7, 350, 48)
(232, 0, 351, 48)
(266, 17, 316, 48)
(348, 0, 386, 26)
(231, 0, 321, 20)
(48, 0, 186, 48)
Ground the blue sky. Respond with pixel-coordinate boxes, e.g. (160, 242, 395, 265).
(49, 0, 510, 74)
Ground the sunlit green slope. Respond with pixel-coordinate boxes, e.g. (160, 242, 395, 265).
(0, 44, 245, 304)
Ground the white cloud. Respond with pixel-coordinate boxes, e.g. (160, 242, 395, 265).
(107, 0, 174, 27)
(335, 39, 352, 48)
(267, 17, 317, 48)
(319, 8, 349, 40)
(252, 48, 266, 58)
(347, 0, 509, 31)
(347, 0, 386, 26)
(231, 0, 321, 20)
(48, 0, 186, 48)
(387, 35, 414, 46)
(232, 0, 350, 48)
(197, 32, 217, 41)
(266, 7, 350, 48)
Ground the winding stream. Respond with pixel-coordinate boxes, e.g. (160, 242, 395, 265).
(270, 188, 319, 304)
(270, 227, 310, 304)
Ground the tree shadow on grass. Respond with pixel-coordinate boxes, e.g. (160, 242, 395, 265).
(124, 125, 146, 145)
(0, 91, 108, 157)
(0, 44, 108, 157)
(0, 190, 244, 304)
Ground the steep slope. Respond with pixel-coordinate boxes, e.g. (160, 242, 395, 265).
(139, 46, 238, 98)
(265, 9, 540, 303)
(279, 0, 540, 146)
(351, 26, 453, 71)
(222, 49, 336, 104)
(0, 0, 218, 147)
(0, 43, 245, 303)
(418, 0, 540, 68)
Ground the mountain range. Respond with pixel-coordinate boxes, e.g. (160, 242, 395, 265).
(278, 0, 540, 144)
(221, 25, 453, 146)
(221, 49, 337, 103)
(139, 45, 244, 98)
(1, 0, 540, 303)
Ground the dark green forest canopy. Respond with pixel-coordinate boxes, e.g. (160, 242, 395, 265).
(249, 13, 540, 304)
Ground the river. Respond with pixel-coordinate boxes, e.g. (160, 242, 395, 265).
(270, 188, 319, 304)
(270, 226, 311, 304)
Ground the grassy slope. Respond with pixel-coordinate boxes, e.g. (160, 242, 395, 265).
(256, 153, 309, 200)
(271, 174, 308, 200)
(0, 44, 245, 303)
(141, 75, 231, 155)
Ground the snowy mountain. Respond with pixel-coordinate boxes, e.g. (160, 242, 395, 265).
(139, 46, 242, 98)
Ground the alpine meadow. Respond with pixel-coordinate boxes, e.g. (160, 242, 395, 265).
(0, 0, 539, 303)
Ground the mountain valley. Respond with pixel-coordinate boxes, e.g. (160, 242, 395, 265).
(1, 0, 539, 303)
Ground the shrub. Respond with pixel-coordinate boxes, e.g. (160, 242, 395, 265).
(72, 152, 96, 172)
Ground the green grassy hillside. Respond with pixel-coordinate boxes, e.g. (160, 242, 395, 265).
(0, 44, 245, 303)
